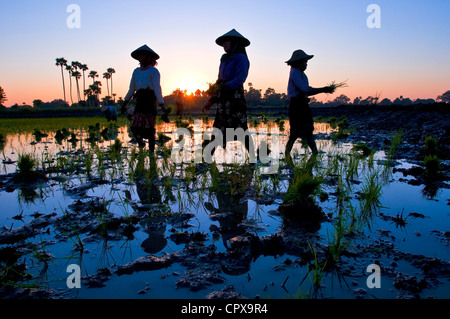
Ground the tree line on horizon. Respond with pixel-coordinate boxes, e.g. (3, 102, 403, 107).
(162, 85, 450, 115)
(1, 73, 450, 112)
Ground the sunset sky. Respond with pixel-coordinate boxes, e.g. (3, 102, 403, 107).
(0, 0, 449, 106)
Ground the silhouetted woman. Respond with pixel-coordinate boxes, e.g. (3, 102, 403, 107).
(285, 50, 334, 157)
(203, 29, 255, 161)
(121, 45, 166, 153)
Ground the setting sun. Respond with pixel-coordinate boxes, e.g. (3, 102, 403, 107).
(163, 68, 210, 97)
(176, 80, 205, 96)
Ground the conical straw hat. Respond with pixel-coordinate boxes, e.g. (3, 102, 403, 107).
(285, 50, 314, 64)
(216, 29, 251, 47)
(131, 44, 160, 60)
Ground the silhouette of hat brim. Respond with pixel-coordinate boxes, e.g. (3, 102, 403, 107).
(286, 50, 314, 64)
(216, 29, 250, 47)
(131, 45, 160, 60)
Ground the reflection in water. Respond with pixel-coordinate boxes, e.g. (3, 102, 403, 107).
(279, 154, 326, 232)
(0, 119, 336, 174)
(422, 184, 441, 200)
(18, 186, 44, 204)
(3, 117, 448, 299)
(134, 153, 167, 254)
(141, 228, 167, 254)
(205, 168, 252, 250)
(164, 119, 336, 165)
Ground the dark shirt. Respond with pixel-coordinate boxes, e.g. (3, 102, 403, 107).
(218, 53, 250, 90)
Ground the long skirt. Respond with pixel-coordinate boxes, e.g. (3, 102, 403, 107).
(288, 96, 314, 139)
(213, 86, 249, 135)
(131, 89, 157, 139)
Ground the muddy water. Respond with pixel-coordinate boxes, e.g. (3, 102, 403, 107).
(0, 118, 448, 299)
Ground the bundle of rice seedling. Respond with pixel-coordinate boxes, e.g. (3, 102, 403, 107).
(203, 81, 223, 111)
(205, 81, 222, 96)
(328, 80, 349, 91)
(161, 105, 172, 123)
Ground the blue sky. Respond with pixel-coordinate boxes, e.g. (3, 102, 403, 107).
(0, 0, 449, 105)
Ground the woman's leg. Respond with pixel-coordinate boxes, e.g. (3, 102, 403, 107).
(306, 135, 318, 154)
(131, 126, 145, 148)
(285, 136, 297, 157)
(148, 128, 156, 154)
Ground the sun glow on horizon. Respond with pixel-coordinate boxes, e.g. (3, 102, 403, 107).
(171, 79, 208, 96)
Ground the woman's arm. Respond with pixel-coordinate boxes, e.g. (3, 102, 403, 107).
(124, 69, 136, 101)
(308, 86, 335, 96)
(291, 69, 334, 96)
(151, 68, 165, 106)
(122, 70, 136, 113)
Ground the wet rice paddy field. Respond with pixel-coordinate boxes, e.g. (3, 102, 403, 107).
(0, 117, 449, 299)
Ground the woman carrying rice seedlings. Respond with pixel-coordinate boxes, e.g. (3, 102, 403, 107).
(202, 29, 255, 161)
(285, 49, 335, 157)
(121, 45, 166, 153)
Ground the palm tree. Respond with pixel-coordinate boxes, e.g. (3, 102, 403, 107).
(55, 57, 68, 103)
(107, 68, 116, 101)
(84, 88, 94, 106)
(65, 64, 74, 105)
(103, 72, 111, 97)
(84, 88, 92, 97)
(72, 70, 82, 102)
(88, 70, 99, 85)
(85, 81, 102, 107)
(71, 61, 82, 102)
(80, 64, 89, 100)
(91, 81, 102, 104)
